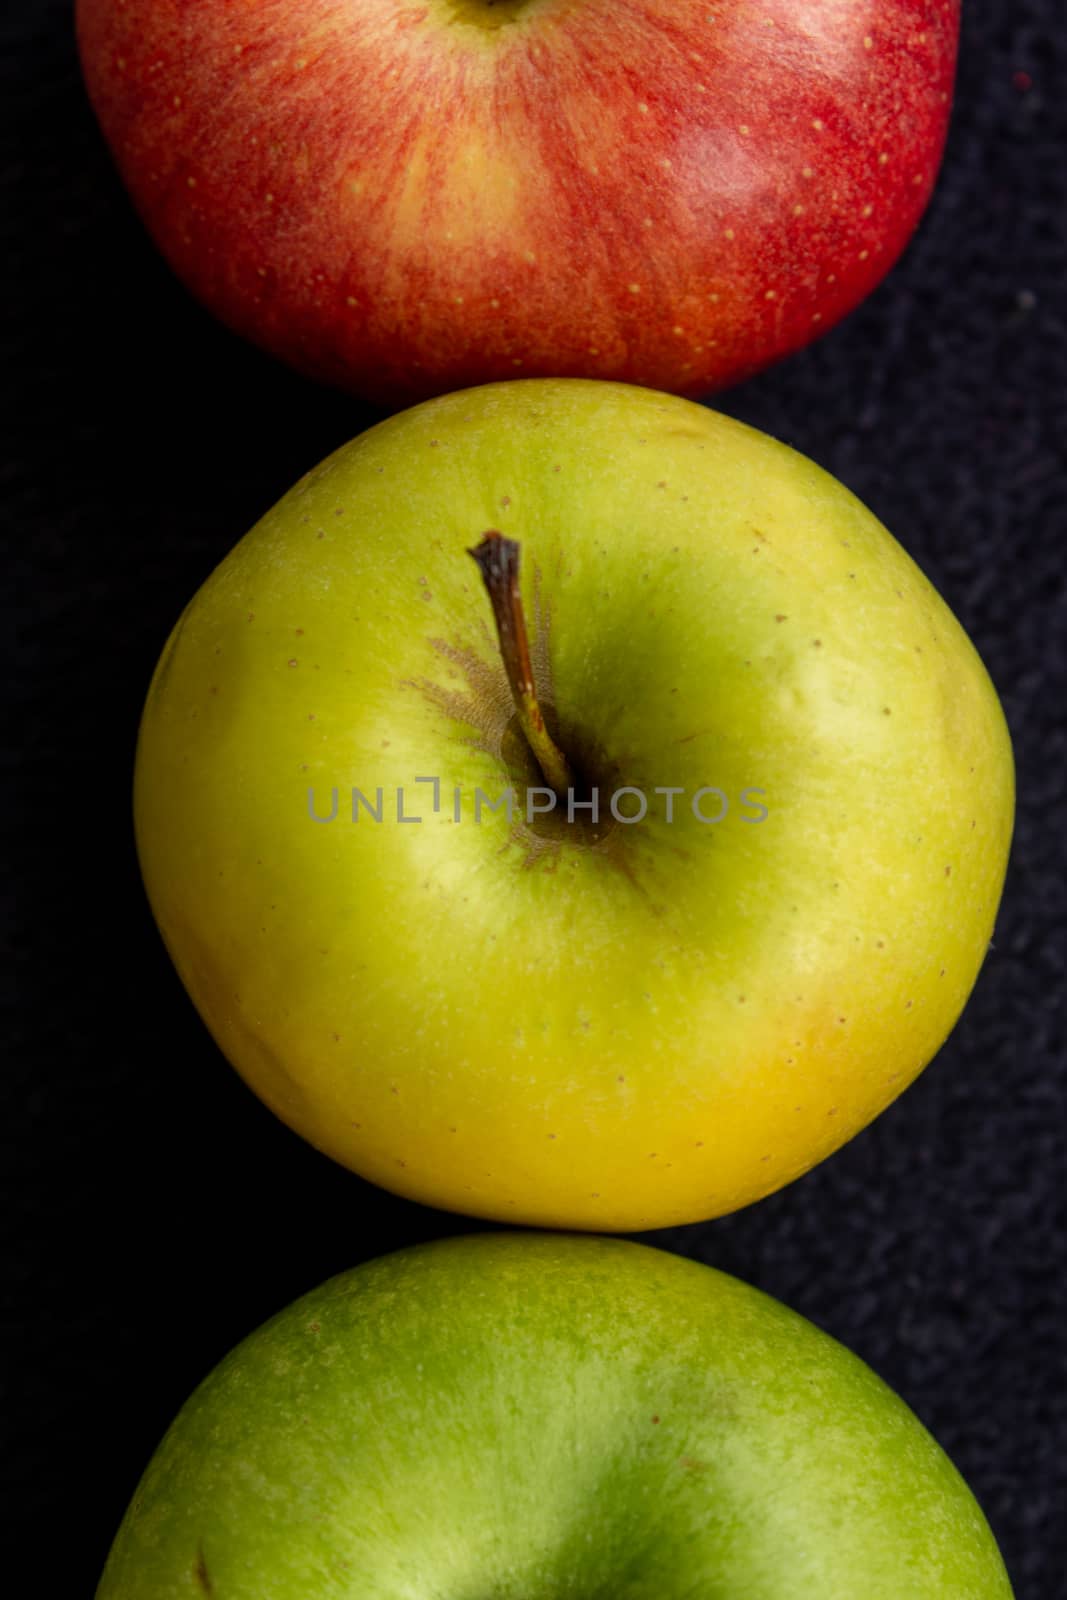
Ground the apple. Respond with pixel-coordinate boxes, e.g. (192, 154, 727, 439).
(96, 1233, 1012, 1598)
(133, 379, 1013, 1230)
(77, 0, 959, 406)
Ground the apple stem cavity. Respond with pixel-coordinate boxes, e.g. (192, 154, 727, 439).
(468, 531, 574, 799)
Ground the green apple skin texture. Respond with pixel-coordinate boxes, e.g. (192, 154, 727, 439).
(134, 380, 1013, 1230)
(96, 1234, 1011, 1599)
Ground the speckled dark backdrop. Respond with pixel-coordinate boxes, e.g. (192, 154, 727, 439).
(5, 3, 1065, 1596)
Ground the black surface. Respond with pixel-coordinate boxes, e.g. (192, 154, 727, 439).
(5, 3, 1065, 1596)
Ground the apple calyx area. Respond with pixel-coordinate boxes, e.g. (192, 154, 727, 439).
(468, 531, 575, 799)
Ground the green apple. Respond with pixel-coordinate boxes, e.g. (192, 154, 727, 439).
(97, 1233, 1012, 1597)
(134, 380, 1013, 1229)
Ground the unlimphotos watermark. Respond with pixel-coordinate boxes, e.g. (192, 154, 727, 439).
(306, 778, 769, 826)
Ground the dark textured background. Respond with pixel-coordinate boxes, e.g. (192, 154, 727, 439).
(5, 2, 1065, 1595)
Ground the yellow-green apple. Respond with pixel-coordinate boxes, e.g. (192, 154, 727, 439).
(77, 0, 959, 405)
(96, 1233, 1013, 1599)
(132, 379, 1013, 1229)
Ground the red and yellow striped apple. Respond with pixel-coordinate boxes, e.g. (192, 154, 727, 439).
(77, 0, 959, 405)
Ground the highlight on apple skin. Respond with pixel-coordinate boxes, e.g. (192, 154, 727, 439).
(95, 1233, 1013, 1599)
(132, 379, 1014, 1231)
(77, 0, 959, 406)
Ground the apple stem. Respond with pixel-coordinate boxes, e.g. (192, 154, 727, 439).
(468, 532, 574, 798)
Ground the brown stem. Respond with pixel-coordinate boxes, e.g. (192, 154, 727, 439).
(468, 532, 574, 797)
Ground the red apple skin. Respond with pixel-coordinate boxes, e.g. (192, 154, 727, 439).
(76, 0, 959, 406)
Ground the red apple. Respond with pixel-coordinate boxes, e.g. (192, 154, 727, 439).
(77, 0, 958, 405)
